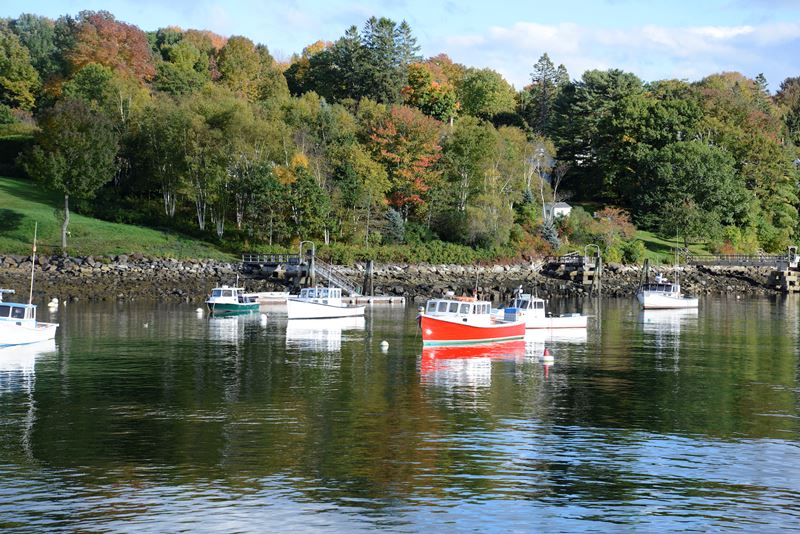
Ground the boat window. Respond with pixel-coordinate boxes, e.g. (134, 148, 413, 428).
(535, 301, 544, 309)
(460, 303, 470, 314)
(321, 289, 329, 298)
(437, 302, 448, 313)
(427, 302, 437, 312)
(212, 289, 222, 297)
(11, 306, 25, 319)
(484, 304, 489, 314)
(448, 302, 458, 313)
(222, 290, 233, 297)
(0, 305, 9, 317)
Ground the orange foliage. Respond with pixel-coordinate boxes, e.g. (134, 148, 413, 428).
(66, 11, 155, 82)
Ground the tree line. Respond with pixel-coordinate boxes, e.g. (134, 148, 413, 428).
(1, 10, 799, 259)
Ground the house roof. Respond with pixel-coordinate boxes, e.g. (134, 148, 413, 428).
(545, 202, 571, 208)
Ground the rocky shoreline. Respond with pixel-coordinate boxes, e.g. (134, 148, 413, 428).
(0, 253, 781, 303)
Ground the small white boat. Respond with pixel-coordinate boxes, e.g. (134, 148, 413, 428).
(206, 285, 260, 315)
(500, 292, 588, 329)
(286, 287, 365, 319)
(0, 290, 59, 347)
(636, 274, 698, 309)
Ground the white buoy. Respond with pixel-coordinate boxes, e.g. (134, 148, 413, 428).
(380, 340, 389, 352)
(260, 313, 268, 325)
(143, 322, 149, 328)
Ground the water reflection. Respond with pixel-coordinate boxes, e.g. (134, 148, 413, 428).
(639, 308, 699, 334)
(285, 316, 365, 352)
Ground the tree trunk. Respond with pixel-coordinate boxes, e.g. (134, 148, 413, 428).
(62, 193, 70, 252)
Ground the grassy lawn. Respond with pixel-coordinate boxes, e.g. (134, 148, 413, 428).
(636, 229, 711, 264)
(0, 176, 232, 259)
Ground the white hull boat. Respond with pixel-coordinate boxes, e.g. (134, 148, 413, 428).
(636, 274, 698, 309)
(500, 292, 588, 329)
(287, 287, 365, 320)
(244, 291, 290, 303)
(0, 319, 58, 347)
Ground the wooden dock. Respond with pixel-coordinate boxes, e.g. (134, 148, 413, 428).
(341, 295, 406, 305)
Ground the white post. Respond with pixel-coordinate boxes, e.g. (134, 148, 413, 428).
(28, 222, 37, 306)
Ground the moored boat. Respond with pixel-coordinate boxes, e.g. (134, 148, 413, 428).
(419, 296, 525, 346)
(636, 274, 698, 309)
(206, 285, 260, 315)
(286, 287, 365, 319)
(243, 291, 290, 303)
(500, 291, 588, 329)
(0, 290, 59, 347)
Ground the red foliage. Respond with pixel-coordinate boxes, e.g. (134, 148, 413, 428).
(369, 105, 443, 218)
(67, 11, 156, 82)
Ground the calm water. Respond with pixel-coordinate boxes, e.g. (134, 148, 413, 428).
(1, 297, 799, 532)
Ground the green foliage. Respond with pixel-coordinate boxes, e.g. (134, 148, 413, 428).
(384, 207, 405, 243)
(9, 14, 59, 80)
(620, 239, 646, 264)
(0, 27, 41, 110)
(0, 103, 16, 124)
(458, 68, 516, 119)
(541, 220, 560, 248)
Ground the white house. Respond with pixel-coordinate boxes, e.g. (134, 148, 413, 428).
(544, 202, 572, 220)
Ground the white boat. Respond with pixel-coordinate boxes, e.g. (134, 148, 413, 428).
(206, 285, 260, 315)
(636, 274, 698, 309)
(0, 290, 59, 347)
(0, 225, 58, 347)
(286, 287, 365, 319)
(500, 292, 588, 329)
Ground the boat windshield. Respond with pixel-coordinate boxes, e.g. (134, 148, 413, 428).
(0, 304, 9, 318)
(426, 300, 490, 315)
(643, 283, 677, 292)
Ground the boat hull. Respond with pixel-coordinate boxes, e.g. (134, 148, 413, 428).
(637, 292, 699, 309)
(286, 298, 365, 320)
(0, 320, 58, 347)
(206, 302, 260, 315)
(420, 314, 526, 346)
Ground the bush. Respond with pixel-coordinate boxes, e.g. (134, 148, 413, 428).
(0, 104, 17, 125)
(620, 239, 646, 264)
(604, 245, 623, 263)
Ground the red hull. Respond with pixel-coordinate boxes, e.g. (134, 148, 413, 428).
(420, 314, 526, 346)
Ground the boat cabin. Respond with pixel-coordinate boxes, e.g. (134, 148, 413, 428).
(640, 282, 681, 294)
(0, 302, 37, 322)
(509, 294, 545, 314)
(0, 290, 36, 322)
(297, 287, 343, 303)
(424, 297, 492, 317)
(208, 286, 254, 303)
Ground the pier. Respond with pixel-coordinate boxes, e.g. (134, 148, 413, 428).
(686, 246, 799, 293)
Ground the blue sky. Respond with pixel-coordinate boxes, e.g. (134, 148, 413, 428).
(3, 0, 800, 91)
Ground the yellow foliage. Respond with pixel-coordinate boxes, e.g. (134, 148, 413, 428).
(291, 152, 309, 168)
(275, 166, 296, 185)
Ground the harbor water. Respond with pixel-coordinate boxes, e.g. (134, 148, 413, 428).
(0, 297, 799, 531)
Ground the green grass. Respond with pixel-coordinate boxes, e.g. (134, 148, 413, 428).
(0, 176, 233, 259)
(635, 229, 711, 264)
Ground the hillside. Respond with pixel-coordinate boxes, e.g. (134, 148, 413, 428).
(0, 177, 232, 259)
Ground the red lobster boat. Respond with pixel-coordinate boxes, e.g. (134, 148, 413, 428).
(419, 296, 525, 346)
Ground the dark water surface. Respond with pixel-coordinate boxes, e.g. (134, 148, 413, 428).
(1, 297, 799, 532)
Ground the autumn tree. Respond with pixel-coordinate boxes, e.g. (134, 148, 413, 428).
(63, 11, 155, 82)
(369, 105, 442, 221)
(21, 98, 119, 250)
(402, 62, 458, 122)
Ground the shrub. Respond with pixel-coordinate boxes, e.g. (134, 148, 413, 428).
(620, 239, 646, 264)
(604, 245, 623, 263)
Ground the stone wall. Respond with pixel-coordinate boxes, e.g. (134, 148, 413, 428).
(0, 254, 781, 303)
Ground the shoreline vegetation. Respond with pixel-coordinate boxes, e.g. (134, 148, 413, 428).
(0, 11, 798, 269)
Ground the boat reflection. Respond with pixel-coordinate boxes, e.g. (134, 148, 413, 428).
(420, 340, 526, 389)
(524, 328, 587, 358)
(285, 316, 366, 352)
(207, 313, 265, 344)
(0, 339, 56, 377)
(639, 308, 698, 335)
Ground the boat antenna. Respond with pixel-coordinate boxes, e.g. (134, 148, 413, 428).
(474, 268, 479, 297)
(28, 221, 37, 305)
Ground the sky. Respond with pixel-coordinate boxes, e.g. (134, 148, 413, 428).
(3, 0, 800, 91)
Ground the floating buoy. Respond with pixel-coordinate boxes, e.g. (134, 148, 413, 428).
(260, 313, 268, 325)
(195, 307, 204, 313)
(542, 347, 554, 363)
(380, 340, 389, 352)
(143, 322, 149, 328)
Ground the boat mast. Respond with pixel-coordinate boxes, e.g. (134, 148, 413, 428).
(28, 222, 37, 305)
